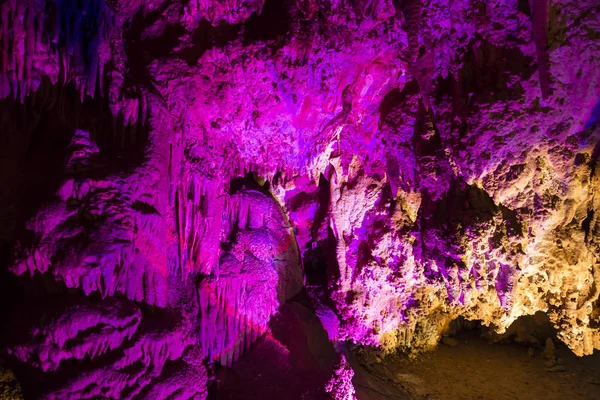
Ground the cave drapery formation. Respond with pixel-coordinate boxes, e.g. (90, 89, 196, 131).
(0, 0, 598, 398)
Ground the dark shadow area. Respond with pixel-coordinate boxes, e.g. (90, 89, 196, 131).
(591, 299, 600, 329)
(123, 4, 185, 88)
(378, 87, 403, 121)
(416, 179, 498, 277)
(208, 290, 336, 400)
(178, 0, 291, 66)
(590, 138, 600, 178)
(416, 178, 523, 289)
(0, 248, 24, 336)
(425, 180, 497, 229)
(378, 81, 420, 123)
(433, 73, 470, 138)
(458, 39, 534, 105)
(229, 172, 272, 195)
(14, 113, 72, 236)
(44, 0, 110, 82)
(243, 0, 291, 44)
(0, 77, 150, 397)
(6, 79, 149, 252)
(518, 0, 531, 16)
(302, 173, 335, 286)
(163, 0, 291, 66)
(131, 200, 161, 215)
(180, 19, 242, 65)
(445, 313, 557, 345)
(582, 209, 594, 242)
(4, 292, 178, 399)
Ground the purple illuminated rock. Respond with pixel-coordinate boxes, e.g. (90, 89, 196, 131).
(325, 354, 357, 400)
(198, 189, 303, 365)
(0, 0, 599, 396)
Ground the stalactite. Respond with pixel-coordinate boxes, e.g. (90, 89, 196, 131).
(9, 300, 206, 399)
(197, 189, 303, 366)
(533, 0, 550, 99)
(172, 173, 225, 278)
(8, 298, 142, 371)
(0, 0, 115, 102)
(401, 0, 421, 63)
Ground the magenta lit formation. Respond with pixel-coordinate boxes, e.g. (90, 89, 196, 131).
(0, 0, 598, 399)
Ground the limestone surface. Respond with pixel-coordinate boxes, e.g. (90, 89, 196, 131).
(0, 0, 598, 397)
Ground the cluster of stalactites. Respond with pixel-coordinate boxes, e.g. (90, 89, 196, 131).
(0, 0, 115, 102)
(198, 277, 271, 366)
(7, 298, 207, 399)
(171, 173, 224, 278)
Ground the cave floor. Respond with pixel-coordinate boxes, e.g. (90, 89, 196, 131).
(353, 332, 600, 400)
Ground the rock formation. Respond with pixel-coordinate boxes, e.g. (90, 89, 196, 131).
(0, 0, 598, 398)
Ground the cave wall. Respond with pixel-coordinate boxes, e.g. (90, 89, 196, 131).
(0, 0, 599, 398)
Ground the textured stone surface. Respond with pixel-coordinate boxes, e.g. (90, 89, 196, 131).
(325, 354, 358, 400)
(0, 0, 599, 397)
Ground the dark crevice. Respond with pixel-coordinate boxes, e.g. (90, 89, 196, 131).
(434, 73, 470, 139)
(180, 19, 242, 65)
(123, 5, 185, 89)
(303, 173, 333, 286)
(131, 200, 161, 215)
(458, 40, 534, 105)
(313, 173, 331, 241)
(379, 81, 421, 122)
(446, 312, 557, 345)
(417, 179, 503, 282)
(590, 297, 600, 329)
(7, 295, 176, 399)
(379, 88, 403, 120)
(14, 112, 72, 239)
(243, 0, 291, 45)
(0, 246, 24, 334)
(229, 172, 271, 195)
(518, 0, 531, 16)
(582, 209, 594, 242)
(590, 139, 600, 178)
(500, 204, 524, 237)
(430, 180, 497, 228)
(412, 103, 441, 158)
(178, 0, 292, 65)
(305, 225, 339, 288)
(532, 0, 550, 99)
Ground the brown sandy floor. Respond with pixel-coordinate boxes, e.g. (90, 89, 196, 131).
(353, 332, 600, 400)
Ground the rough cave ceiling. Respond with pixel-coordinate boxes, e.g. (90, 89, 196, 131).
(0, 0, 598, 398)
